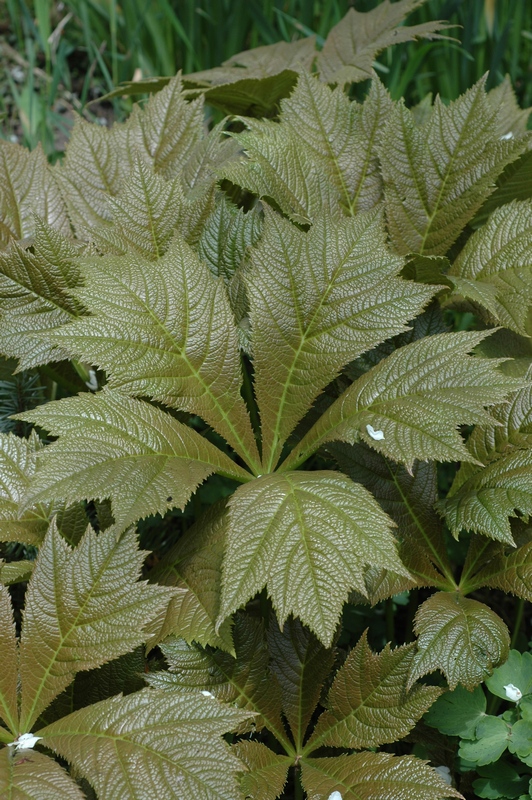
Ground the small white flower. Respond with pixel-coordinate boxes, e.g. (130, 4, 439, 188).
(7, 733, 42, 751)
(327, 792, 342, 800)
(366, 424, 385, 441)
(85, 369, 98, 391)
(200, 690, 215, 699)
(504, 683, 522, 702)
(500, 131, 514, 140)
(434, 766, 452, 785)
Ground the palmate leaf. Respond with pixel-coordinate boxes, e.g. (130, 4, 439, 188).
(460, 535, 532, 600)
(0, 141, 69, 248)
(317, 0, 450, 85)
(268, 617, 336, 749)
(442, 370, 532, 543)
(285, 331, 522, 472)
(408, 592, 510, 690)
(147, 502, 234, 652)
(233, 741, 290, 800)
(19, 391, 249, 531)
(301, 752, 461, 800)
(18, 521, 171, 730)
(449, 200, 532, 335)
(0, 584, 18, 735)
(280, 73, 392, 215)
(328, 442, 454, 600)
(0, 222, 83, 370)
(40, 236, 260, 470)
(219, 471, 408, 647)
(305, 632, 441, 753)
(0, 748, 85, 800)
(148, 615, 287, 745)
(247, 208, 434, 471)
(379, 77, 528, 255)
(38, 688, 251, 800)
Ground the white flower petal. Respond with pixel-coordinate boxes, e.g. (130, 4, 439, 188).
(327, 793, 343, 800)
(434, 766, 452, 785)
(504, 683, 522, 702)
(200, 690, 215, 698)
(366, 424, 385, 440)
(8, 732, 42, 750)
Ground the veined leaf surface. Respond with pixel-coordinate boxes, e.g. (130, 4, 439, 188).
(233, 740, 290, 800)
(41, 237, 260, 469)
(248, 208, 434, 470)
(286, 331, 521, 471)
(379, 78, 528, 255)
(20, 391, 250, 530)
(220, 471, 408, 646)
(0, 748, 85, 800)
(408, 592, 510, 690)
(0, 585, 18, 734)
(19, 522, 171, 730)
(38, 689, 251, 800)
(305, 633, 441, 753)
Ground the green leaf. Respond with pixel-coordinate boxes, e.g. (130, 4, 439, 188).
(508, 719, 532, 764)
(198, 196, 262, 284)
(442, 367, 532, 544)
(18, 521, 171, 730)
(0, 430, 51, 546)
(232, 741, 290, 800)
(148, 615, 287, 745)
(20, 391, 249, 530)
(0, 141, 69, 247)
(475, 149, 532, 223)
(449, 200, 532, 335)
(408, 592, 510, 690)
(280, 73, 392, 214)
(305, 632, 441, 753)
(317, 0, 450, 85)
(0, 585, 18, 734)
(38, 688, 252, 800)
(473, 761, 530, 800)
(147, 502, 234, 652)
(248, 208, 434, 470)
(0, 559, 34, 585)
(329, 442, 455, 597)
(220, 471, 408, 646)
(287, 331, 518, 472)
(202, 70, 299, 117)
(458, 715, 509, 766)
(461, 537, 532, 600)
(301, 752, 462, 800)
(40, 236, 260, 469)
(485, 650, 532, 702)
(267, 616, 335, 749)
(379, 77, 528, 255)
(424, 684, 487, 739)
(0, 748, 85, 799)
(0, 222, 83, 370)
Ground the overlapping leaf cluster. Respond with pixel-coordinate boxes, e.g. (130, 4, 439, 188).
(1, 0, 532, 797)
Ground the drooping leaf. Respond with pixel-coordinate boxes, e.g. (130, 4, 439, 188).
(19, 391, 250, 531)
(197, 196, 263, 284)
(148, 615, 286, 744)
(301, 752, 461, 800)
(329, 441, 454, 599)
(0, 748, 85, 800)
(202, 71, 299, 118)
(317, 0, 450, 85)
(280, 73, 392, 215)
(18, 521, 172, 730)
(0, 430, 51, 546)
(38, 688, 252, 800)
(184, 37, 316, 87)
(233, 741, 290, 800)
(147, 502, 234, 652)
(475, 149, 532, 223)
(0, 584, 18, 735)
(0, 141, 69, 247)
(449, 200, 532, 335)
(0, 222, 83, 370)
(408, 592, 510, 690)
(379, 77, 528, 255)
(40, 236, 260, 469)
(247, 208, 434, 470)
(442, 371, 532, 544)
(305, 632, 441, 753)
(286, 331, 521, 472)
(219, 471, 408, 647)
(268, 617, 336, 748)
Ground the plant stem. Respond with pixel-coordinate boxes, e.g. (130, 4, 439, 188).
(293, 766, 304, 800)
(385, 597, 396, 646)
(510, 597, 525, 649)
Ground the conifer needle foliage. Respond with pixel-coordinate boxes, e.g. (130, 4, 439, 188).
(1, 1, 532, 797)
